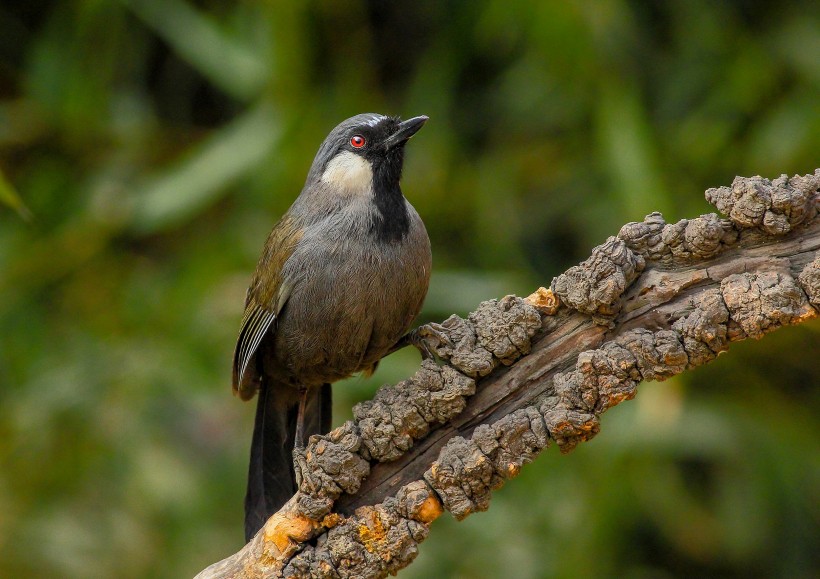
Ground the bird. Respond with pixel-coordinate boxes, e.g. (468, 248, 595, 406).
(232, 113, 432, 543)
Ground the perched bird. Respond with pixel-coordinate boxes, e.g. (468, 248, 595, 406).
(232, 113, 432, 542)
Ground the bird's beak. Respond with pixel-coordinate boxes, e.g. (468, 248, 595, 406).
(384, 115, 428, 149)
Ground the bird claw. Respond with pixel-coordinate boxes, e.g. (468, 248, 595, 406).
(292, 446, 315, 494)
(407, 322, 451, 360)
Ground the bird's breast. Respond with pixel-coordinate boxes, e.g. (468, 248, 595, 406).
(264, 211, 431, 387)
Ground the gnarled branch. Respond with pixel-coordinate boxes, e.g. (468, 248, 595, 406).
(197, 170, 820, 579)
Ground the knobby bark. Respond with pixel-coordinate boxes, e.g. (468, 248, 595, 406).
(197, 170, 820, 579)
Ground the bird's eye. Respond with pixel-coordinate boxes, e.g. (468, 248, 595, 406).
(350, 135, 366, 148)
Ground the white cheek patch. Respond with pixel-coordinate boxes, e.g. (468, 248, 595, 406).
(321, 151, 373, 195)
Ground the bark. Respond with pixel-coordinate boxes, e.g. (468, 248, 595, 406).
(197, 170, 820, 579)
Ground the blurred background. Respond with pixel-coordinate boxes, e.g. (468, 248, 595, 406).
(1, 1, 818, 577)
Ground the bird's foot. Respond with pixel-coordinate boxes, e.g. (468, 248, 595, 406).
(292, 446, 316, 494)
(405, 322, 451, 360)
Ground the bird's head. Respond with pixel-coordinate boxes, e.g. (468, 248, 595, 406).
(305, 113, 428, 197)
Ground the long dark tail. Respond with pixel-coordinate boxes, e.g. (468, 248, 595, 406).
(244, 380, 332, 542)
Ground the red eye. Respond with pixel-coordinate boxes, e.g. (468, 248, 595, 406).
(350, 135, 366, 148)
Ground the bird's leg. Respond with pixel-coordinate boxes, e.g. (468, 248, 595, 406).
(292, 385, 312, 491)
(294, 385, 308, 450)
(388, 322, 452, 360)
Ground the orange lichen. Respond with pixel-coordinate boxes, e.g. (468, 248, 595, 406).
(526, 287, 560, 315)
(413, 494, 443, 524)
(794, 304, 818, 322)
(321, 512, 342, 529)
(263, 511, 317, 556)
(505, 463, 521, 478)
(357, 508, 387, 554)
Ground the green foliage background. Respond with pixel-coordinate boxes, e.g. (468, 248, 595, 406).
(1, 1, 818, 577)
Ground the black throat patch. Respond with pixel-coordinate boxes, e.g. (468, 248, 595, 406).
(369, 151, 410, 243)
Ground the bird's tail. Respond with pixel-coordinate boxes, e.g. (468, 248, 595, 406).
(244, 380, 332, 543)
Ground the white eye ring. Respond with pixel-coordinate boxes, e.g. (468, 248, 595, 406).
(350, 135, 366, 148)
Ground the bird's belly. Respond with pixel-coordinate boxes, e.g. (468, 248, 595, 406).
(264, 252, 426, 387)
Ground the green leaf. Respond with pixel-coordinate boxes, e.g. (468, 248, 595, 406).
(0, 168, 32, 221)
(122, 0, 268, 100)
(128, 102, 280, 234)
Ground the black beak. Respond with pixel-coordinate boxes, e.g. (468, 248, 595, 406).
(384, 115, 428, 149)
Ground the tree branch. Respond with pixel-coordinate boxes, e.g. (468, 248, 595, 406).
(197, 171, 820, 579)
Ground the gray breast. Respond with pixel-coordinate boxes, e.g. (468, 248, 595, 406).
(264, 200, 431, 387)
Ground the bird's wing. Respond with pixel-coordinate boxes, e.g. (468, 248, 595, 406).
(232, 215, 302, 398)
(232, 301, 277, 395)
